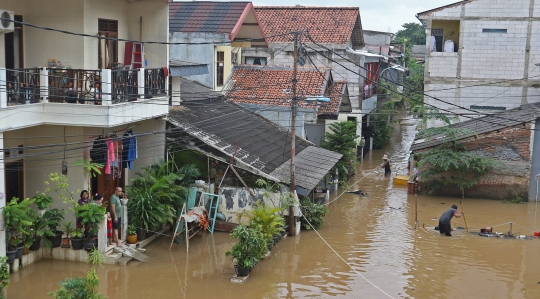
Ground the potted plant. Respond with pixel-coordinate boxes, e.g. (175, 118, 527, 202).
(225, 225, 267, 277)
(75, 203, 106, 251)
(29, 213, 55, 250)
(43, 208, 65, 248)
(126, 224, 137, 244)
(21, 208, 37, 255)
(2, 198, 34, 263)
(70, 228, 84, 250)
(32, 194, 53, 215)
(62, 221, 73, 248)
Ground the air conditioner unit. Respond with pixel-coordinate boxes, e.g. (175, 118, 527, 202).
(0, 10, 15, 33)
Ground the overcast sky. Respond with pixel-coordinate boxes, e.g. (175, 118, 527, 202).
(244, 0, 457, 33)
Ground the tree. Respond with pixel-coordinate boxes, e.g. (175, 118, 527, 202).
(416, 127, 501, 198)
(395, 22, 426, 46)
(322, 121, 359, 181)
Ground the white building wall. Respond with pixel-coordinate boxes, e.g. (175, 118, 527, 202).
(422, 0, 540, 127)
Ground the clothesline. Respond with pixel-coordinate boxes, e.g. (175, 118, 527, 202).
(88, 123, 140, 139)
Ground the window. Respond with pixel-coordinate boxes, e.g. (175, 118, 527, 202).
(216, 51, 224, 87)
(482, 29, 507, 33)
(245, 56, 267, 65)
(431, 28, 444, 52)
(98, 19, 118, 69)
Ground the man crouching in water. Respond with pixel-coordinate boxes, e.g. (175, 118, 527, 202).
(439, 205, 464, 236)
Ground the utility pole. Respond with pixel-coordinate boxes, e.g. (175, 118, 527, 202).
(289, 32, 299, 236)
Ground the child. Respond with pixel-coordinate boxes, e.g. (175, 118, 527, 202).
(106, 212, 113, 246)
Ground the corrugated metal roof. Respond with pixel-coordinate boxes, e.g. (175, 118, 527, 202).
(269, 146, 342, 190)
(167, 80, 342, 188)
(411, 103, 540, 151)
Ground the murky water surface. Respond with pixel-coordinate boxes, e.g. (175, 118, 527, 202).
(9, 117, 540, 298)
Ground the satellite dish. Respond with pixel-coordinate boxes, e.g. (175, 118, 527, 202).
(297, 56, 306, 66)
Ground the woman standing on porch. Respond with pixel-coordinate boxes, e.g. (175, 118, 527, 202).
(76, 190, 91, 235)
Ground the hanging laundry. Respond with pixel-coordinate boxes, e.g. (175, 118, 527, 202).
(90, 137, 107, 165)
(105, 138, 115, 175)
(444, 40, 455, 52)
(122, 129, 138, 170)
(430, 36, 437, 52)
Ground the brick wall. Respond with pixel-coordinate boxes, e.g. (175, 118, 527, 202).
(417, 122, 533, 200)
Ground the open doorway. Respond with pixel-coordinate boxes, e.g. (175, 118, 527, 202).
(5, 160, 23, 202)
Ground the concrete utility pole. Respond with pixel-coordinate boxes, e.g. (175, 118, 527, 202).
(289, 32, 299, 236)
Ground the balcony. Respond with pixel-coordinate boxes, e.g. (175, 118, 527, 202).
(0, 67, 169, 131)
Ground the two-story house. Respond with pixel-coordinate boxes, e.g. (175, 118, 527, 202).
(241, 6, 385, 133)
(168, 1, 267, 91)
(417, 0, 540, 127)
(0, 0, 170, 255)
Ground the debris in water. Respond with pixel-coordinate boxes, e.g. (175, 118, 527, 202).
(432, 218, 438, 220)
(441, 203, 445, 204)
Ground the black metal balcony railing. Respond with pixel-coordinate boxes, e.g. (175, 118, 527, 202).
(144, 68, 167, 98)
(112, 69, 138, 103)
(47, 69, 102, 104)
(6, 68, 41, 105)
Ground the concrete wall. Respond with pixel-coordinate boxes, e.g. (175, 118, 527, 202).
(418, 123, 533, 200)
(363, 31, 392, 45)
(219, 186, 283, 224)
(169, 32, 229, 88)
(421, 0, 540, 126)
(0, 0, 168, 69)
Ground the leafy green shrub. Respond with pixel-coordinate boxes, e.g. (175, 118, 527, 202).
(244, 202, 284, 243)
(48, 250, 106, 299)
(322, 121, 359, 181)
(74, 204, 105, 236)
(0, 257, 9, 299)
(299, 197, 329, 230)
(3, 198, 34, 250)
(32, 194, 53, 210)
(127, 160, 200, 230)
(225, 225, 267, 269)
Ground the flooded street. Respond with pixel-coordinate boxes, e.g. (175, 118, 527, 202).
(8, 116, 540, 299)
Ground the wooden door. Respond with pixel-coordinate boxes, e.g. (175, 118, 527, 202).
(91, 168, 125, 211)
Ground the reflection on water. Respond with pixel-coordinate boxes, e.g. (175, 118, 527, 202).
(8, 116, 540, 299)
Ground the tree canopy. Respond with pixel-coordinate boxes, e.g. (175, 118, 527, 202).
(395, 22, 426, 46)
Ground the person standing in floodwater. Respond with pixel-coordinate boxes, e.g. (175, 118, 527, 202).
(380, 154, 391, 176)
(439, 204, 464, 236)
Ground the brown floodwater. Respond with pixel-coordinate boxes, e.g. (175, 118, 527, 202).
(8, 116, 540, 299)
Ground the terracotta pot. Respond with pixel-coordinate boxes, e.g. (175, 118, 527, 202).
(126, 234, 138, 244)
(62, 238, 71, 248)
(22, 247, 30, 255)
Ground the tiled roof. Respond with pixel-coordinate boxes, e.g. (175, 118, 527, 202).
(318, 81, 346, 115)
(226, 65, 347, 114)
(167, 92, 342, 189)
(254, 6, 364, 46)
(169, 1, 250, 34)
(410, 102, 540, 151)
(226, 66, 328, 109)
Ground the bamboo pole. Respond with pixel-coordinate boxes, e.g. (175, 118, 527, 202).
(460, 200, 469, 233)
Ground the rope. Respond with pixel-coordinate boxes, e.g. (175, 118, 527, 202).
(324, 176, 367, 206)
(300, 214, 395, 299)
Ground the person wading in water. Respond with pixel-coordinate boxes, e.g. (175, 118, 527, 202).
(380, 154, 391, 176)
(438, 205, 464, 236)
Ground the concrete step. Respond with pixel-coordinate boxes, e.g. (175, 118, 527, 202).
(116, 256, 132, 266)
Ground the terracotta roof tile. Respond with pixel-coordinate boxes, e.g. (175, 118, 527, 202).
(227, 66, 328, 109)
(255, 6, 363, 45)
(318, 81, 346, 115)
